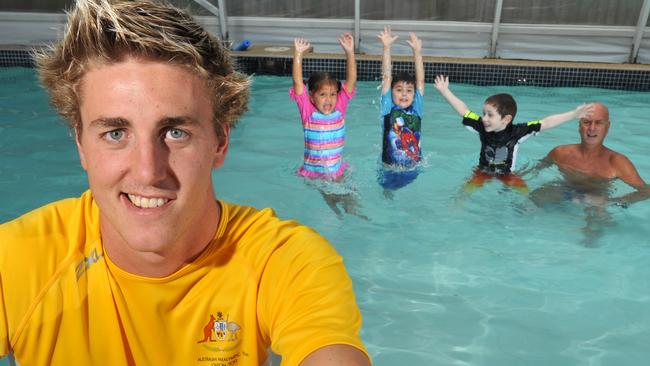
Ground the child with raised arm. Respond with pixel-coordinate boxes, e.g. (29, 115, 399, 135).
(434, 75, 594, 192)
(290, 33, 356, 179)
(290, 33, 367, 219)
(377, 26, 425, 191)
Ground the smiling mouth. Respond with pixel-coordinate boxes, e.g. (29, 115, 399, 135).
(126, 193, 170, 208)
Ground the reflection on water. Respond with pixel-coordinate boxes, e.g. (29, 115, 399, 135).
(529, 174, 616, 246)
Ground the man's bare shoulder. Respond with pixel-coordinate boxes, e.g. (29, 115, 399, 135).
(609, 149, 635, 168)
(606, 148, 646, 188)
(548, 144, 579, 160)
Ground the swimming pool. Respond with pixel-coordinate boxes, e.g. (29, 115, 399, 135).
(1, 67, 649, 365)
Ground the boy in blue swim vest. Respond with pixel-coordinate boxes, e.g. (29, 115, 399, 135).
(377, 26, 425, 192)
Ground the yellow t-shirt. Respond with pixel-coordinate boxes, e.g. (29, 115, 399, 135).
(0, 190, 368, 365)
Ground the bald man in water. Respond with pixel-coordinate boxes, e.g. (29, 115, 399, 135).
(530, 102, 648, 206)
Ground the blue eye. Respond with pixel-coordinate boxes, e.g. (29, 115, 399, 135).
(166, 128, 187, 140)
(106, 129, 124, 141)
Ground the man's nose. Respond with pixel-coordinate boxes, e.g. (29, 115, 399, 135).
(132, 139, 168, 185)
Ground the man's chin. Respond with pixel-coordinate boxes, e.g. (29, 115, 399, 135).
(119, 227, 177, 253)
(582, 138, 601, 145)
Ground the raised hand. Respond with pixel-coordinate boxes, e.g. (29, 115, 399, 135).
(294, 38, 311, 55)
(292, 38, 311, 94)
(434, 75, 450, 93)
(339, 32, 354, 53)
(406, 32, 422, 52)
(378, 25, 398, 48)
(574, 103, 595, 120)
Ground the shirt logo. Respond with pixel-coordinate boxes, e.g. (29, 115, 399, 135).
(197, 311, 242, 352)
(75, 248, 103, 280)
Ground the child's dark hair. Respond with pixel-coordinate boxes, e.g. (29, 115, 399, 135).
(307, 72, 341, 94)
(484, 93, 517, 120)
(391, 72, 416, 89)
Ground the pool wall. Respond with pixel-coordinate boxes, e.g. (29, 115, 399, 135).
(3, 46, 650, 92)
(233, 48, 650, 91)
(3, 4, 650, 92)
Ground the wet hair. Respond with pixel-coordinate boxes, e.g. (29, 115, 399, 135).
(391, 72, 416, 89)
(34, 0, 249, 141)
(484, 93, 517, 120)
(306, 72, 341, 94)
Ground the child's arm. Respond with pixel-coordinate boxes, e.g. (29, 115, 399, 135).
(407, 32, 424, 96)
(378, 25, 398, 95)
(292, 37, 311, 96)
(539, 103, 594, 131)
(434, 75, 469, 117)
(339, 32, 357, 94)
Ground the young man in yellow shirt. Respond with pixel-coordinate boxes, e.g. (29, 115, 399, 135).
(0, 1, 370, 365)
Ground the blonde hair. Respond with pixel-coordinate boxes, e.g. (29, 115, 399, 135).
(35, 0, 249, 140)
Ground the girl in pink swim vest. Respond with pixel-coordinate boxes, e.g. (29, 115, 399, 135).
(289, 33, 357, 179)
(289, 34, 367, 219)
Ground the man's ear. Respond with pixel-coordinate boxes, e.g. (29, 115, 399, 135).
(504, 114, 513, 124)
(74, 127, 88, 171)
(213, 125, 230, 168)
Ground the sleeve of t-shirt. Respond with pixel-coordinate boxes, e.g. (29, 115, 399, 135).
(289, 85, 315, 122)
(380, 90, 393, 116)
(514, 120, 542, 139)
(411, 89, 424, 117)
(257, 228, 369, 366)
(0, 195, 87, 359)
(462, 110, 483, 132)
(0, 274, 8, 357)
(335, 82, 356, 115)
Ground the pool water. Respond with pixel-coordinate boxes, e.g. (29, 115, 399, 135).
(1, 68, 650, 365)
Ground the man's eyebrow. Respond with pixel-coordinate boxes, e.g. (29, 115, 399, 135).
(88, 117, 129, 129)
(580, 118, 609, 123)
(159, 116, 201, 127)
(87, 116, 200, 129)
